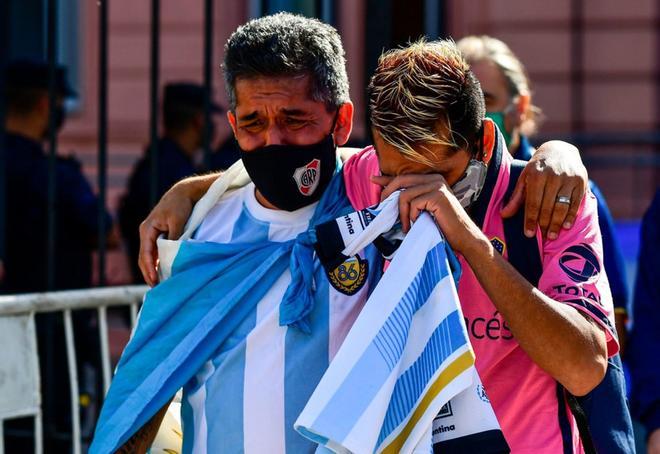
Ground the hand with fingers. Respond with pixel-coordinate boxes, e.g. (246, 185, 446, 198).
(501, 140, 588, 239)
(137, 173, 220, 286)
(371, 173, 485, 255)
(138, 186, 195, 286)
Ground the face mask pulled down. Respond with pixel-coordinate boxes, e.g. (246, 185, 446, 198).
(240, 134, 338, 211)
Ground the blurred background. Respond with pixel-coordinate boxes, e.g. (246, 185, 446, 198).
(2, 0, 658, 284)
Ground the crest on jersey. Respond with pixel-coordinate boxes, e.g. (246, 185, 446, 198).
(293, 158, 321, 196)
(328, 255, 368, 295)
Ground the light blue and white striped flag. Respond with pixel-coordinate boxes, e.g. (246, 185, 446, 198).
(296, 204, 494, 453)
(90, 164, 354, 454)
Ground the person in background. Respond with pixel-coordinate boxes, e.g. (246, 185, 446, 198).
(208, 134, 241, 171)
(119, 82, 223, 283)
(457, 36, 630, 337)
(458, 35, 635, 453)
(3, 59, 115, 452)
(4, 60, 114, 292)
(628, 189, 660, 454)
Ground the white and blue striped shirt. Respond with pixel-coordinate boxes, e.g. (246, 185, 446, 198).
(182, 183, 381, 453)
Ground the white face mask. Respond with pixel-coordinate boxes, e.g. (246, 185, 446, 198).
(451, 159, 488, 208)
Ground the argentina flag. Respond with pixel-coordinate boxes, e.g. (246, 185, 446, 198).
(296, 207, 481, 453)
(90, 161, 357, 454)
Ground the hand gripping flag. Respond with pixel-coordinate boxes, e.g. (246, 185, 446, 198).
(297, 193, 509, 454)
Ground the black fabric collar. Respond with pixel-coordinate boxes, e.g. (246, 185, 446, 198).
(468, 127, 504, 229)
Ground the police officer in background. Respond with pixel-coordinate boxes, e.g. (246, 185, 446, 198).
(119, 82, 223, 283)
(4, 59, 114, 292)
(3, 59, 114, 451)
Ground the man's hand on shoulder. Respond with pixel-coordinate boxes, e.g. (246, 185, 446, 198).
(501, 140, 588, 240)
(138, 173, 219, 286)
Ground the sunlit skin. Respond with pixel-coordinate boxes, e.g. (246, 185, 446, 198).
(471, 59, 529, 154)
(226, 75, 353, 209)
(472, 48, 629, 349)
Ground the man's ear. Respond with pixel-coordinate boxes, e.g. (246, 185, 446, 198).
(512, 93, 530, 127)
(482, 118, 496, 162)
(35, 94, 51, 134)
(333, 101, 354, 146)
(227, 110, 238, 138)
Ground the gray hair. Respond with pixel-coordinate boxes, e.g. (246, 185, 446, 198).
(222, 13, 350, 111)
(457, 35, 543, 135)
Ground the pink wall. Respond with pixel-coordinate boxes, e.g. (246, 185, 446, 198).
(447, 0, 659, 218)
(58, 0, 658, 222)
(58, 0, 370, 214)
(59, 0, 248, 214)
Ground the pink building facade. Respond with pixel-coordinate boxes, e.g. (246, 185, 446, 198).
(58, 0, 658, 222)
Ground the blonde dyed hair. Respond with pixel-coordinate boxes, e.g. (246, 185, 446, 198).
(368, 39, 484, 168)
(457, 35, 543, 136)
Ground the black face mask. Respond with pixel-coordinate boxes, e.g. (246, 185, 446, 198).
(240, 133, 338, 211)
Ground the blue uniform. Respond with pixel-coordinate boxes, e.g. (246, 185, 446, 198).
(208, 136, 241, 171)
(119, 138, 198, 282)
(3, 132, 112, 453)
(181, 183, 381, 453)
(628, 189, 660, 437)
(4, 132, 112, 292)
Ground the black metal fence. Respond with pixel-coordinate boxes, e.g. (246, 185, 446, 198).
(0, 0, 346, 293)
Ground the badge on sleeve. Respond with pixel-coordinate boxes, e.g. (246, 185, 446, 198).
(328, 255, 369, 295)
(490, 237, 505, 255)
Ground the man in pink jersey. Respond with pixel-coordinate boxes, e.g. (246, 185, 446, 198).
(341, 40, 616, 453)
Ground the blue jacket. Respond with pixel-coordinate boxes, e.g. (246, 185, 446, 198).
(628, 189, 660, 435)
(3, 133, 112, 292)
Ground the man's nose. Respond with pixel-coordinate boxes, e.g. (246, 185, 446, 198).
(263, 124, 285, 146)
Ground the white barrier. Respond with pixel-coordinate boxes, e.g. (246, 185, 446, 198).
(0, 285, 147, 454)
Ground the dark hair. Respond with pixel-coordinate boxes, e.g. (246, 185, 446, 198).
(6, 87, 46, 116)
(446, 69, 486, 155)
(223, 13, 350, 111)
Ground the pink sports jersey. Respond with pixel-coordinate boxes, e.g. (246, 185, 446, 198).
(342, 143, 618, 454)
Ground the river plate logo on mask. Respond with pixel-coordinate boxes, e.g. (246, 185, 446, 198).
(293, 158, 321, 196)
(328, 255, 368, 295)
